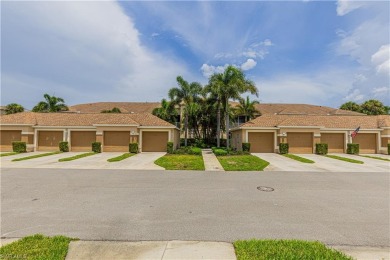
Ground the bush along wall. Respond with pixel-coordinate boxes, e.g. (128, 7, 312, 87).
(315, 143, 328, 155)
(129, 143, 139, 153)
(242, 143, 251, 152)
(92, 142, 101, 153)
(279, 143, 289, 154)
(347, 143, 359, 154)
(167, 142, 174, 154)
(59, 141, 69, 152)
(387, 143, 390, 155)
(12, 141, 26, 153)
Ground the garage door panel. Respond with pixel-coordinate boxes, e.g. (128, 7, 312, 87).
(248, 132, 274, 153)
(142, 132, 168, 152)
(288, 132, 313, 154)
(71, 131, 96, 152)
(353, 133, 376, 154)
(104, 131, 129, 152)
(321, 133, 345, 153)
(0, 130, 22, 151)
(38, 131, 63, 151)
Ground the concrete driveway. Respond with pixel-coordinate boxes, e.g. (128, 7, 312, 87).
(333, 153, 389, 172)
(254, 153, 323, 172)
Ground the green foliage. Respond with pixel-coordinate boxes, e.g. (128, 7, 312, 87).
(214, 148, 228, 156)
(167, 141, 174, 154)
(190, 147, 202, 155)
(234, 96, 261, 121)
(217, 155, 270, 171)
(155, 154, 205, 170)
(326, 155, 363, 164)
(282, 154, 315, 163)
(152, 99, 178, 124)
(339, 101, 361, 112)
(0, 152, 18, 157)
(32, 93, 68, 112)
(360, 155, 390, 162)
(5, 103, 24, 115)
(129, 143, 139, 153)
(315, 143, 328, 155)
(242, 142, 251, 152)
(388, 143, 390, 155)
(107, 153, 136, 162)
(12, 152, 61, 161)
(92, 142, 101, 153)
(59, 152, 96, 162)
(279, 143, 289, 154)
(59, 141, 69, 152)
(347, 143, 359, 154)
(101, 107, 121, 113)
(340, 99, 389, 115)
(12, 141, 26, 153)
(172, 146, 201, 155)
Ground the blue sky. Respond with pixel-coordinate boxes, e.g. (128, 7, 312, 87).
(1, 1, 389, 109)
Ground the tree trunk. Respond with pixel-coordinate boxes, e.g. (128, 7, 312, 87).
(184, 111, 188, 146)
(226, 99, 230, 149)
(216, 100, 221, 147)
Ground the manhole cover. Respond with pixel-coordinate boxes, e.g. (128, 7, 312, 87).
(257, 186, 274, 192)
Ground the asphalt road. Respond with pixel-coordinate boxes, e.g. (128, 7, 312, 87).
(1, 168, 389, 246)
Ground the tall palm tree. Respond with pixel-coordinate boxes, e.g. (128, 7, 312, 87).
(235, 96, 260, 122)
(152, 99, 178, 124)
(168, 76, 202, 146)
(5, 103, 25, 115)
(32, 94, 68, 112)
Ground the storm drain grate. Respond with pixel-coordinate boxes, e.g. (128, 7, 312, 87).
(257, 186, 274, 192)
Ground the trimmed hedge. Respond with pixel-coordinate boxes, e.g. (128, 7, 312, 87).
(190, 147, 202, 155)
(214, 149, 228, 156)
(242, 142, 251, 152)
(315, 143, 328, 155)
(12, 141, 26, 153)
(92, 142, 101, 153)
(279, 143, 289, 154)
(59, 141, 69, 152)
(347, 143, 359, 154)
(167, 142, 174, 154)
(388, 143, 390, 155)
(129, 143, 139, 153)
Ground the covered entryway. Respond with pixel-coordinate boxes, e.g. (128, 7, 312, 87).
(248, 132, 274, 153)
(104, 131, 130, 152)
(142, 131, 168, 152)
(321, 133, 345, 153)
(38, 131, 63, 151)
(0, 130, 22, 151)
(353, 133, 377, 154)
(71, 131, 96, 152)
(288, 132, 313, 154)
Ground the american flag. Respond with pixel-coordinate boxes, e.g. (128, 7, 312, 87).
(351, 126, 360, 138)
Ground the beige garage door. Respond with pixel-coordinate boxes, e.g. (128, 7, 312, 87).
(288, 132, 313, 154)
(38, 131, 63, 151)
(104, 131, 130, 152)
(0, 130, 22, 152)
(353, 133, 376, 154)
(142, 132, 168, 152)
(71, 131, 96, 151)
(321, 133, 345, 153)
(248, 132, 274, 153)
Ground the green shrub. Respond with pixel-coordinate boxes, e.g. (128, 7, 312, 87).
(347, 143, 359, 154)
(189, 147, 202, 155)
(315, 143, 328, 155)
(279, 143, 289, 154)
(388, 143, 390, 155)
(129, 143, 139, 153)
(242, 142, 251, 152)
(12, 141, 26, 153)
(59, 141, 69, 152)
(214, 149, 228, 156)
(167, 142, 174, 154)
(92, 142, 101, 153)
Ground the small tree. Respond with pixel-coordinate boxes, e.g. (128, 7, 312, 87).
(32, 94, 68, 112)
(101, 107, 121, 113)
(5, 103, 25, 115)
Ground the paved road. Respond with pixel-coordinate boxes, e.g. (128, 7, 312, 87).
(1, 168, 389, 247)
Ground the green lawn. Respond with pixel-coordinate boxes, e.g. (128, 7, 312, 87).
(326, 155, 364, 164)
(234, 239, 352, 260)
(217, 155, 269, 171)
(12, 151, 61, 161)
(107, 153, 136, 162)
(58, 152, 96, 162)
(282, 154, 315, 163)
(0, 152, 18, 157)
(360, 155, 390, 162)
(155, 154, 205, 170)
(0, 234, 75, 260)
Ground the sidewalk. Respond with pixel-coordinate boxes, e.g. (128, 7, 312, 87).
(202, 149, 224, 171)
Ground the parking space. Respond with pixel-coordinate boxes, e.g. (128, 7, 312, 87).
(253, 153, 324, 172)
(332, 153, 389, 172)
(1, 152, 79, 168)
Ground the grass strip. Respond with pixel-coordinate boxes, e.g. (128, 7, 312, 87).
(360, 155, 390, 162)
(217, 155, 269, 171)
(234, 239, 352, 260)
(59, 152, 96, 162)
(282, 154, 315, 163)
(155, 154, 205, 170)
(12, 151, 61, 161)
(326, 155, 364, 164)
(107, 153, 136, 162)
(0, 234, 76, 260)
(0, 152, 19, 157)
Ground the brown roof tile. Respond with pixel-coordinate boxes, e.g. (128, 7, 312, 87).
(69, 102, 161, 114)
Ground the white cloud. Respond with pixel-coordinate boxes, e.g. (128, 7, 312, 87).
(151, 32, 160, 37)
(343, 89, 365, 102)
(241, 59, 257, 71)
(200, 64, 228, 78)
(372, 86, 390, 95)
(336, 0, 365, 16)
(371, 44, 390, 75)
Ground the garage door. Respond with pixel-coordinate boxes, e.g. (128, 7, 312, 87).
(71, 131, 96, 151)
(142, 132, 168, 152)
(321, 133, 345, 153)
(0, 130, 22, 152)
(248, 132, 274, 153)
(104, 131, 129, 152)
(353, 133, 376, 154)
(38, 131, 63, 151)
(288, 132, 313, 154)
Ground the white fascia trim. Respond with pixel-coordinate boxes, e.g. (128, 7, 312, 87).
(138, 126, 176, 129)
(93, 124, 138, 127)
(1, 124, 34, 126)
(33, 126, 95, 129)
(279, 126, 322, 128)
(381, 127, 390, 129)
(381, 135, 390, 137)
(240, 127, 279, 130)
(320, 128, 382, 131)
(21, 132, 34, 135)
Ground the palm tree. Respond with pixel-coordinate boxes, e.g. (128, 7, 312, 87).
(168, 76, 202, 146)
(152, 99, 178, 124)
(235, 96, 260, 122)
(5, 103, 25, 115)
(32, 94, 68, 112)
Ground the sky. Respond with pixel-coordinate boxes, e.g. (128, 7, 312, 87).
(1, 0, 389, 109)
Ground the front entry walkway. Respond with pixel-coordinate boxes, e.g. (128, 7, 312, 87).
(202, 149, 224, 171)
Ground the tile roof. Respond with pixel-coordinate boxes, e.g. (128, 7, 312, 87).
(0, 112, 175, 127)
(69, 102, 161, 114)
